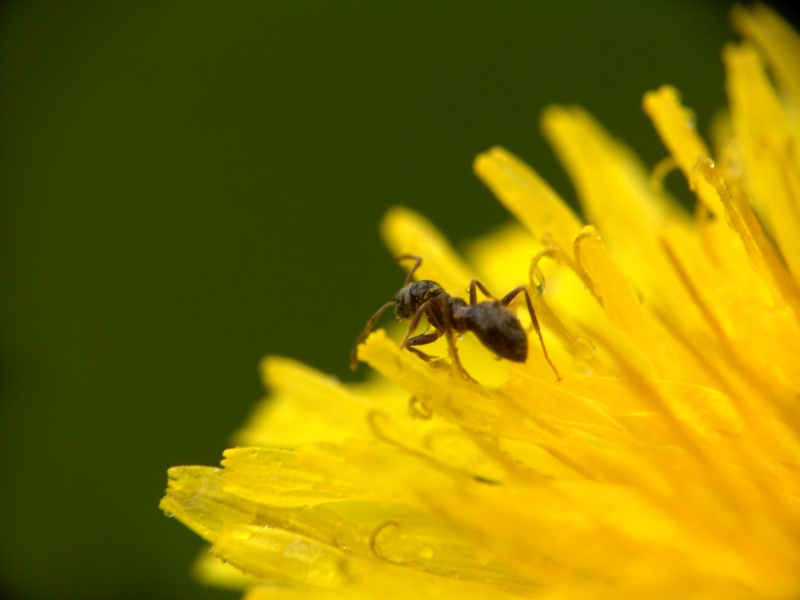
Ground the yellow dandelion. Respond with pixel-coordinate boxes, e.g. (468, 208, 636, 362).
(161, 5, 800, 599)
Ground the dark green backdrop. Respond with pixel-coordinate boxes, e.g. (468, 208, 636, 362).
(0, 1, 774, 598)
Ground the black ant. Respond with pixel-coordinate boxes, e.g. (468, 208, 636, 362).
(350, 254, 561, 381)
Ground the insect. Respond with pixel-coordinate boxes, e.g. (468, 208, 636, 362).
(350, 254, 560, 381)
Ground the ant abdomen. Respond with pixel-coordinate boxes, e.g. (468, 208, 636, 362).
(461, 301, 528, 362)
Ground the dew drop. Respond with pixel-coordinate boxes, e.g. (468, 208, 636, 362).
(574, 337, 595, 360)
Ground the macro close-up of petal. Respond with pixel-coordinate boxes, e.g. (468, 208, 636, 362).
(161, 5, 800, 599)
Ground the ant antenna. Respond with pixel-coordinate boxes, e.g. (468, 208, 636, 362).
(396, 254, 423, 286)
(349, 300, 395, 370)
(349, 254, 422, 370)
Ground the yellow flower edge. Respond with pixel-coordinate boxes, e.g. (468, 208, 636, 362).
(161, 5, 800, 599)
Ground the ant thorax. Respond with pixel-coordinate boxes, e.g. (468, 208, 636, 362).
(394, 280, 445, 320)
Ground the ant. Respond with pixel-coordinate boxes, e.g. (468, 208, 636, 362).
(350, 254, 560, 381)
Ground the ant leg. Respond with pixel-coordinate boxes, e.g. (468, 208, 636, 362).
(502, 286, 562, 381)
(468, 279, 498, 305)
(499, 285, 525, 307)
(442, 328, 476, 382)
(401, 302, 445, 362)
(350, 300, 396, 370)
(438, 302, 476, 382)
(401, 301, 432, 349)
(396, 254, 423, 286)
(405, 330, 444, 362)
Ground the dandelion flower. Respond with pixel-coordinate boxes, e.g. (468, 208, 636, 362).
(161, 5, 800, 598)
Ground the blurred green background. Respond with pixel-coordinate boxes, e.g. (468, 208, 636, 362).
(1, 1, 789, 598)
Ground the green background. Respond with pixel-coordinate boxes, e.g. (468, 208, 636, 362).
(0, 1, 787, 599)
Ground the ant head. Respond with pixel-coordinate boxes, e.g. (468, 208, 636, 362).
(394, 280, 443, 320)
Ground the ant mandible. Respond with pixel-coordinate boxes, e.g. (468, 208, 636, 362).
(350, 254, 561, 382)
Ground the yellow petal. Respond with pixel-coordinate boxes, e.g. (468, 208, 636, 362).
(220, 447, 374, 506)
(473, 146, 583, 251)
(162, 6, 800, 598)
(236, 357, 404, 447)
(380, 206, 474, 295)
(160, 466, 260, 543)
(213, 524, 350, 589)
(540, 105, 688, 302)
(641, 86, 721, 215)
(731, 3, 800, 105)
(193, 548, 264, 590)
(723, 42, 800, 280)
(570, 227, 693, 381)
